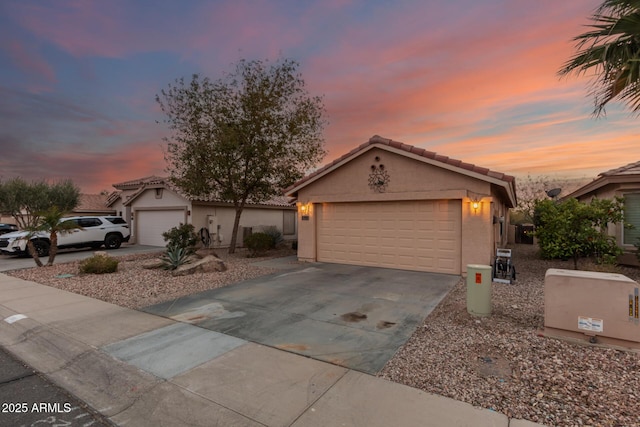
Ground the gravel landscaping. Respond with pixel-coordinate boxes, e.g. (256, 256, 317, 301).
(5, 244, 640, 426)
(5, 247, 297, 310)
(380, 244, 640, 427)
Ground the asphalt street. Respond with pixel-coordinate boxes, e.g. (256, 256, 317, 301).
(0, 346, 114, 427)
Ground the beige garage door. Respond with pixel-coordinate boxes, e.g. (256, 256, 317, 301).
(317, 200, 461, 274)
(136, 210, 186, 246)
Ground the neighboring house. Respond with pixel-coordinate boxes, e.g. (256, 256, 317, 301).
(107, 176, 296, 247)
(285, 135, 517, 276)
(564, 160, 640, 263)
(0, 194, 115, 226)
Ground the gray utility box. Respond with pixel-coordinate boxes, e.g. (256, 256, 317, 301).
(467, 264, 492, 317)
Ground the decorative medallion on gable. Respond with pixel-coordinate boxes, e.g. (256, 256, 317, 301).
(368, 156, 390, 193)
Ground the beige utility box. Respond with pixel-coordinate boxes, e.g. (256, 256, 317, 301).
(467, 264, 492, 317)
(544, 268, 640, 350)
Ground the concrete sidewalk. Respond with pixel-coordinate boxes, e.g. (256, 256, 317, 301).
(0, 273, 545, 427)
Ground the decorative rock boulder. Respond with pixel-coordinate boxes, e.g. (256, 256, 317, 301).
(195, 247, 219, 258)
(141, 259, 165, 269)
(171, 255, 227, 276)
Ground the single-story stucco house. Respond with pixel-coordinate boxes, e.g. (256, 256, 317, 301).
(107, 176, 296, 247)
(564, 160, 640, 262)
(285, 135, 517, 276)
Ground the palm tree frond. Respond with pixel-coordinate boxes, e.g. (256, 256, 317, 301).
(559, 0, 640, 115)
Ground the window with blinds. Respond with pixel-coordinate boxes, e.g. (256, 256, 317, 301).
(623, 193, 640, 245)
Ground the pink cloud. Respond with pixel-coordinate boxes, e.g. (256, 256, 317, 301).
(6, 0, 623, 190)
(5, 39, 56, 92)
(306, 0, 605, 174)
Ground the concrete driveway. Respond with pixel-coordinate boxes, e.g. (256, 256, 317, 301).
(0, 244, 163, 272)
(144, 259, 459, 374)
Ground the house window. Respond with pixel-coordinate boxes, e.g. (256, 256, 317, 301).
(155, 188, 163, 199)
(283, 210, 296, 235)
(623, 193, 640, 245)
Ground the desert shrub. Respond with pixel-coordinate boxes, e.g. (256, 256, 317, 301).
(244, 232, 273, 257)
(534, 197, 624, 269)
(79, 254, 119, 274)
(162, 223, 197, 253)
(261, 226, 283, 247)
(160, 245, 192, 270)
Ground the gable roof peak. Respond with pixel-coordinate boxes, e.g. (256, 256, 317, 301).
(600, 160, 640, 177)
(285, 135, 517, 207)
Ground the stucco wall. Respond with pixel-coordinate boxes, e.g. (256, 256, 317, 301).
(191, 204, 294, 248)
(295, 148, 506, 275)
(297, 147, 489, 204)
(132, 188, 188, 208)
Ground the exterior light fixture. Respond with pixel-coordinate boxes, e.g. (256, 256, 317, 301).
(470, 198, 481, 214)
(300, 203, 310, 220)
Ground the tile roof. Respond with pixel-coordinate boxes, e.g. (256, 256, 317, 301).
(286, 135, 515, 193)
(112, 176, 293, 207)
(112, 175, 166, 190)
(564, 160, 640, 199)
(599, 160, 640, 177)
(75, 194, 113, 212)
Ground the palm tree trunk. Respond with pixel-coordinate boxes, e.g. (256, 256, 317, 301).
(47, 232, 58, 266)
(26, 240, 44, 267)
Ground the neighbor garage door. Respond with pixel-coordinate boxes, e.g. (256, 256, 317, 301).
(136, 210, 186, 246)
(317, 200, 461, 274)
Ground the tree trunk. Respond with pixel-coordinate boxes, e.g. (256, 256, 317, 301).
(26, 240, 44, 267)
(228, 206, 243, 254)
(47, 231, 58, 266)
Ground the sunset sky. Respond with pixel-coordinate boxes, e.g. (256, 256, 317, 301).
(1, 0, 637, 194)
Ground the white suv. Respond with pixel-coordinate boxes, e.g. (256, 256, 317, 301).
(0, 216, 130, 257)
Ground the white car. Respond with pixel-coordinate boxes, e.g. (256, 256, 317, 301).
(0, 216, 130, 257)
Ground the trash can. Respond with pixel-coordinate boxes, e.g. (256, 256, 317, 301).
(467, 264, 492, 317)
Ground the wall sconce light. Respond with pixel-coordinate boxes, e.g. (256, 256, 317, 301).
(300, 203, 310, 220)
(470, 199, 481, 213)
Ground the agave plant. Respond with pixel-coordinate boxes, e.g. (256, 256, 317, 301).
(160, 245, 192, 270)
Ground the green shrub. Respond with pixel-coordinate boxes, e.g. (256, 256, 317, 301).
(79, 254, 119, 274)
(162, 223, 197, 253)
(244, 232, 273, 257)
(533, 197, 624, 269)
(161, 245, 192, 270)
(261, 226, 283, 247)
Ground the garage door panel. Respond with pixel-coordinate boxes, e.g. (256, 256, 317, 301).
(137, 210, 185, 247)
(317, 200, 461, 274)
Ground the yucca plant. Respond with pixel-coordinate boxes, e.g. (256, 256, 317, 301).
(160, 245, 192, 270)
